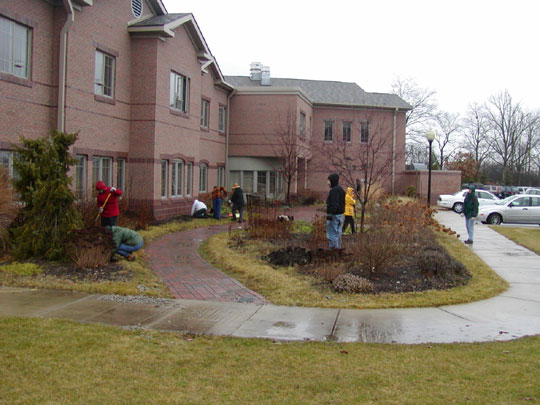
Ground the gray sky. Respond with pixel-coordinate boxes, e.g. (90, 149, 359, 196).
(163, 0, 540, 115)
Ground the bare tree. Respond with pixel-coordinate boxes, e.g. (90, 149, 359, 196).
(312, 111, 397, 232)
(461, 103, 490, 174)
(432, 111, 461, 169)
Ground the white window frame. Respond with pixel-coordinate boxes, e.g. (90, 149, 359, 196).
(218, 106, 226, 132)
(200, 99, 209, 128)
(161, 160, 168, 198)
(199, 163, 208, 192)
(324, 120, 334, 142)
(75, 155, 87, 200)
(92, 156, 112, 186)
(94, 50, 115, 98)
(186, 162, 193, 196)
(171, 159, 184, 197)
(217, 166, 224, 187)
(0, 16, 31, 79)
(170, 71, 189, 113)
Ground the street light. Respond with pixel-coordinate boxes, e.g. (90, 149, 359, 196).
(425, 130, 435, 206)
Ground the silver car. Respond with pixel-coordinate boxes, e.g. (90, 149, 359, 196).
(437, 189, 499, 213)
(477, 194, 540, 225)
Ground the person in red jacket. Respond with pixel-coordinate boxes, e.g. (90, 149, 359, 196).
(96, 181, 122, 227)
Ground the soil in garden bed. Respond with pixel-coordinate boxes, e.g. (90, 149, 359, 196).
(39, 260, 132, 282)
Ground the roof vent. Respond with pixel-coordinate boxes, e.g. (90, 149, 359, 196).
(261, 66, 271, 86)
(250, 62, 263, 81)
(131, 0, 143, 18)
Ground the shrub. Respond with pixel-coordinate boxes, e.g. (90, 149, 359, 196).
(0, 262, 42, 276)
(304, 214, 327, 251)
(0, 167, 18, 251)
(415, 247, 467, 277)
(11, 130, 82, 260)
(332, 273, 374, 293)
(246, 199, 292, 240)
(314, 262, 347, 283)
(406, 185, 417, 198)
(67, 226, 116, 269)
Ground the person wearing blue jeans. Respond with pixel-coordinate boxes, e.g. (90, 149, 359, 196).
(326, 173, 346, 249)
(108, 226, 144, 261)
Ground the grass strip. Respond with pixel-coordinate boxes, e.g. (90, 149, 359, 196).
(490, 226, 540, 255)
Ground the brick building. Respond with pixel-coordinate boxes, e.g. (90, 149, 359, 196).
(0, 0, 459, 219)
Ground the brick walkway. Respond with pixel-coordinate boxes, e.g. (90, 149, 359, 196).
(146, 206, 320, 305)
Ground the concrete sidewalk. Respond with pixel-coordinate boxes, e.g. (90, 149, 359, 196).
(2, 210, 540, 343)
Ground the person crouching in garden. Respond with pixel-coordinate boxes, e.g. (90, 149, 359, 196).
(326, 173, 345, 249)
(107, 226, 143, 262)
(191, 199, 208, 218)
(211, 185, 227, 220)
(96, 181, 122, 227)
(342, 186, 356, 234)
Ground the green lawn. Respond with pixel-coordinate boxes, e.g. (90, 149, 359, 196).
(491, 226, 540, 255)
(1, 317, 539, 404)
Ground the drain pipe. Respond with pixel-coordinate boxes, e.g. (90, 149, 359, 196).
(57, 0, 74, 132)
(225, 88, 236, 187)
(392, 107, 398, 194)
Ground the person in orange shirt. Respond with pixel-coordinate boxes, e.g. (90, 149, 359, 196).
(211, 185, 227, 220)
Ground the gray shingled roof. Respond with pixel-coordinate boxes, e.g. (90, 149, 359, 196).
(224, 76, 411, 110)
(130, 13, 190, 27)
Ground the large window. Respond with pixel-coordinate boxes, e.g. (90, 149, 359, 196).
(218, 106, 226, 132)
(160, 160, 168, 197)
(299, 112, 306, 136)
(217, 166, 225, 187)
(186, 162, 193, 196)
(324, 120, 334, 142)
(199, 163, 208, 192)
(200, 99, 209, 128)
(243, 171, 254, 193)
(170, 71, 189, 113)
(0, 150, 18, 179)
(94, 50, 115, 97)
(343, 121, 352, 143)
(0, 16, 31, 79)
(257, 171, 267, 194)
(75, 155, 87, 200)
(92, 156, 112, 187)
(171, 159, 184, 197)
(116, 158, 126, 193)
(361, 122, 370, 143)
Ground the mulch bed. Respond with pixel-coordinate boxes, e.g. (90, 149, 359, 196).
(39, 260, 133, 283)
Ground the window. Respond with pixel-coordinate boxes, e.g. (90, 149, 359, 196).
(160, 160, 168, 197)
(171, 159, 184, 196)
(0, 150, 18, 179)
(229, 170, 240, 189)
(217, 166, 224, 187)
(361, 122, 370, 143)
(186, 162, 193, 196)
(218, 106, 226, 132)
(200, 99, 209, 128)
(116, 158, 126, 193)
(0, 16, 31, 79)
(75, 155, 87, 200)
(299, 112, 306, 136)
(243, 171, 254, 193)
(170, 71, 189, 113)
(199, 163, 208, 192)
(324, 121, 334, 142)
(343, 121, 352, 143)
(94, 50, 115, 97)
(257, 171, 267, 194)
(92, 156, 112, 187)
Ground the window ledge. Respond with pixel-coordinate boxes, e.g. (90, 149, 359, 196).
(0, 72, 32, 87)
(94, 94, 116, 105)
(200, 126, 210, 132)
(169, 108, 189, 118)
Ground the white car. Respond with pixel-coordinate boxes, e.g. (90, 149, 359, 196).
(477, 194, 540, 225)
(524, 188, 540, 196)
(437, 189, 500, 213)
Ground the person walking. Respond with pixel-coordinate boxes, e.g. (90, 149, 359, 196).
(107, 226, 143, 261)
(230, 183, 244, 223)
(342, 186, 356, 234)
(191, 199, 208, 218)
(326, 173, 345, 249)
(96, 181, 122, 227)
(211, 185, 227, 219)
(463, 185, 479, 245)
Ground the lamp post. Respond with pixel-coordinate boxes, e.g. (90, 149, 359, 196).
(426, 130, 435, 206)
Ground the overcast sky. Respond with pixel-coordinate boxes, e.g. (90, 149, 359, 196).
(163, 0, 540, 115)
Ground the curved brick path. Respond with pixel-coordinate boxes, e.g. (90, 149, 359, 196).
(146, 206, 321, 305)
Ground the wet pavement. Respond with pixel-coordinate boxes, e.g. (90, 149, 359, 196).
(1, 208, 540, 344)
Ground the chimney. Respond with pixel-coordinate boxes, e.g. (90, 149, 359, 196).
(250, 62, 263, 81)
(261, 65, 271, 86)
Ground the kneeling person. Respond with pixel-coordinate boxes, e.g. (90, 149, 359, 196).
(108, 226, 143, 261)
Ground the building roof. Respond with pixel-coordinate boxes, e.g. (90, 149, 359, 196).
(224, 76, 411, 110)
(129, 13, 191, 27)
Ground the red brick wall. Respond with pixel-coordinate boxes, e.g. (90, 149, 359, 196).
(396, 170, 462, 203)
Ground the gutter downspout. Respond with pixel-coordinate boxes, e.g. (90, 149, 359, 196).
(392, 107, 398, 194)
(57, 0, 74, 132)
(225, 89, 236, 187)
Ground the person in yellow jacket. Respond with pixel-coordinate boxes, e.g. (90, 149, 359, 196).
(342, 187, 356, 234)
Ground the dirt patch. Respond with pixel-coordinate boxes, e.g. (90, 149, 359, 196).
(39, 260, 133, 282)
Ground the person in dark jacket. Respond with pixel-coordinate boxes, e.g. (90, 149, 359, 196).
(96, 181, 122, 227)
(326, 173, 346, 249)
(229, 183, 244, 223)
(463, 185, 479, 244)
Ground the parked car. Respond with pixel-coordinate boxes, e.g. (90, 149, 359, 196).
(437, 189, 500, 213)
(477, 194, 540, 225)
(495, 185, 519, 199)
(461, 183, 486, 191)
(524, 187, 540, 195)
